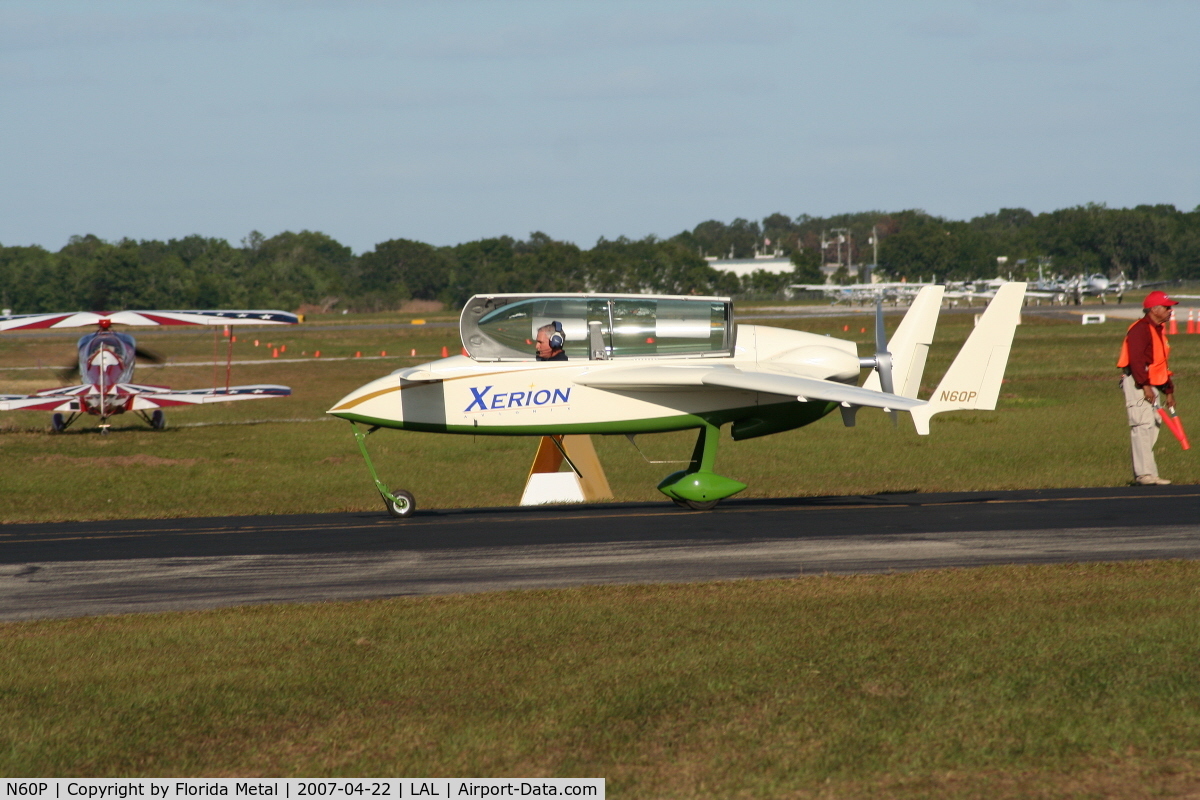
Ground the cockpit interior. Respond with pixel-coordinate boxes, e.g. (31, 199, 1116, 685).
(459, 294, 735, 361)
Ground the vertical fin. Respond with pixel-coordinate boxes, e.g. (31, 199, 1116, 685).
(910, 282, 1026, 435)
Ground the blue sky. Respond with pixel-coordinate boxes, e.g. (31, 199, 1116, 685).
(2, 1, 1197, 253)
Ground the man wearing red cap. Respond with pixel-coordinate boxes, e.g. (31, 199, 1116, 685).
(1117, 290, 1178, 484)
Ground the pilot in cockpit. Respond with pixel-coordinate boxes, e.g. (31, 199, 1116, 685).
(534, 321, 568, 361)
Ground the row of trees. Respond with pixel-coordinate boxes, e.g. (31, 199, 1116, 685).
(679, 204, 1200, 283)
(0, 230, 783, 315)
(2, 203, 1198, 314)
(877, 205, 1200, 282)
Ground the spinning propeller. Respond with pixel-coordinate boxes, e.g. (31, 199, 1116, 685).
(57, 344, 166, 383)
(858, 297, 896, 422)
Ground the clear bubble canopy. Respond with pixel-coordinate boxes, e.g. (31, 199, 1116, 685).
(459, 294, 735, 361)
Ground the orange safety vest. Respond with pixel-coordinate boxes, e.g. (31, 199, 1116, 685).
(1117, 318, 1172, 385)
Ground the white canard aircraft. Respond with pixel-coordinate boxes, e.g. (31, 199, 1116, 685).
(329, 284, 1026, 517)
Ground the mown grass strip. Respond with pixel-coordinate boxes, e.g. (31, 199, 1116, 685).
(1, 562, 1198, 797)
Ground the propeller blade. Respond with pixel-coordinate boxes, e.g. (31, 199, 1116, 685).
(874, 297, 897, 426)
(874, 297, 894, 396)
(56, 362, 80, 383)
(135, 346, 166, 364)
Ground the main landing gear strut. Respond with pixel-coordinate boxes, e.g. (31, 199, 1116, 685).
(136, 409, 167, 430)
(656, 422, 746, 511)
(350, 421, 416, 518)
(51, 412, 80, 433)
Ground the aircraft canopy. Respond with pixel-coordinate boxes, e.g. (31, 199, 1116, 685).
(460, 294, 735, 361)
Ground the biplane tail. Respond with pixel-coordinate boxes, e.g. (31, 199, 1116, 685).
(909, 282, 1026, 435)
(862, 284, 944, 398)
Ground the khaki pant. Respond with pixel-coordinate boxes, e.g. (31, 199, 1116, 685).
(1122, 373, 1161, 480)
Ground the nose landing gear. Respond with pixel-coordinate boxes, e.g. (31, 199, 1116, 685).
(350, 421, 417, 519)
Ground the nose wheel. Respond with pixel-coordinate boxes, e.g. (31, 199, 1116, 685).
(383, 489, 416, 518)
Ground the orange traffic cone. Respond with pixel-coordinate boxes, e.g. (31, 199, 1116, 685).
(1169, 310, 1178, 335)
(441, 345, 449, 357)
(354, 351, 361, 358)
(410, 348, 417, 356)
(1188, 310, 1195, 335)
(462, 346, 469, 356)
(381, 350, 386, 357)
(280, 345, 286, 353)
(272, 348, 279, 358)
(314, 350, 321, 358)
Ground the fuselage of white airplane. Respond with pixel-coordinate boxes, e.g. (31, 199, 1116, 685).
(329, 323, 860, 440)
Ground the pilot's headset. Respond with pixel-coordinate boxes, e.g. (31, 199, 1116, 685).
(549, 321, 565, 349)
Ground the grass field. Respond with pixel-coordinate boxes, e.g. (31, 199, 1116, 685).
(2, 562, 1199, 797)
(1, 305, 1197, 522)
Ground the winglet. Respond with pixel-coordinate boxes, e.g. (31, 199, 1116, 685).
(863, 284, 944, 398)
(909, 282, 1026, 435)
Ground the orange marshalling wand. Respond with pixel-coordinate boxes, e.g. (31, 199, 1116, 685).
(1158, 406, 1190, 450)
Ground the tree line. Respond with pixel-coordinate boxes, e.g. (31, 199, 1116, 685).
(1, 202, 1197, 314)
(680, 204, 1200, 283)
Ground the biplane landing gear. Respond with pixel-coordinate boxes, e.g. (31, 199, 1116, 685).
(135, 409, 167, 430)
(350, 421, 416, 520)
(657, 422, 747, 511)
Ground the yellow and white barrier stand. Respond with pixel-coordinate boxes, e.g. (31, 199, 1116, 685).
(520, 435, 613, 505)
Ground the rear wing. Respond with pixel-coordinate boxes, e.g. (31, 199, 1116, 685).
(910, 282, 1026, 435)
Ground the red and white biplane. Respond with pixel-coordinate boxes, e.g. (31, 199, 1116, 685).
(0, 309, 300, 432)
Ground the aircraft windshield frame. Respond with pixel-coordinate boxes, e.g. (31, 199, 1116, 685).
(459, 293, 736, 361)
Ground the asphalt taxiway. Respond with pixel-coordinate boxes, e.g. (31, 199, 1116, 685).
(2, 485, 1198, 621)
